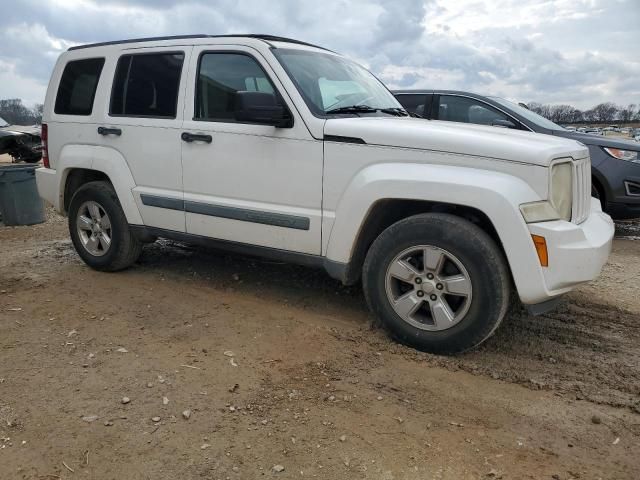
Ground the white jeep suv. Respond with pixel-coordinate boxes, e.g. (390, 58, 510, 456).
(36, 35, 614, 354)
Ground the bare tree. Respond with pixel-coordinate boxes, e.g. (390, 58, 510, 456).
(547, 104, 583, 124)
(0, 98, 42, 125)
(32, 104, 44, 124)
(619, 104, 637, 123)
(590, 102, 619, 123)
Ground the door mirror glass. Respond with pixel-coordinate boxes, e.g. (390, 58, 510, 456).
(235, 91, 291, 127)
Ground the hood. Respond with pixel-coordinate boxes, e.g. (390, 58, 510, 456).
(0, 124, 41, 136)
(324, 117, 588, 167)
(0, 130, 17, 139)
(552, 130, 640, 150)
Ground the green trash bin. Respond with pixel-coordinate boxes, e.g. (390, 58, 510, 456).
(0, 164, 46, 226)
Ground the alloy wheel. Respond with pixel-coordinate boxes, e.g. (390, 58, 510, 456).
(76, 201, 112, 257)
(384, 245, 473, 331)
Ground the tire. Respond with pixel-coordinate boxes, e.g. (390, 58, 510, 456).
(363, 213, 510, 354)
(68, 181, 142, 271)
(591, 182, 605, 211)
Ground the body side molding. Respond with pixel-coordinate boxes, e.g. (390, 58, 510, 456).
(140, 194, 311, 231)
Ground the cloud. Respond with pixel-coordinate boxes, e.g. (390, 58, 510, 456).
(0, 0, 638, 108)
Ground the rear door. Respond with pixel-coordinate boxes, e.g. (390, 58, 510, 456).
(180, 46, 323, 255)
(100, 47, 192, 232)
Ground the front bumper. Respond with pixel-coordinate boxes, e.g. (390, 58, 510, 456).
(596, 155, 640, 219)
(524, 198, 614, 304)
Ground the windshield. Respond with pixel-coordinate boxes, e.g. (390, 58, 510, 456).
(0, 116, 9, 128)
(273, 48, 402, 116)
(489, 97, 564, 131)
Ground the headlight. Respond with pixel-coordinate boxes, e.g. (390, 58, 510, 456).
(603, 147, 639, 162)
(549, 162, 572, 221)
(520, 161, 573, 223)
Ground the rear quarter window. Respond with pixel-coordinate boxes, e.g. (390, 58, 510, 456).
(54, 58, 105, 115)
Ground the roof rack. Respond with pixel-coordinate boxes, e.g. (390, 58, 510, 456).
(67, 34, 329, 52)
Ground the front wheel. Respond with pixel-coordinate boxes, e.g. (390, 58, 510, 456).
(68, 181, 142, 271)
(363, 213, 511, 354)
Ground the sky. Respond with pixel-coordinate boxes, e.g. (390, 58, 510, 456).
(0, 0, 638, 109)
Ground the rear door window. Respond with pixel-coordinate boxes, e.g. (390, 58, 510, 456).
(55, 58, 105, 115)
(110, 52, 185, 118)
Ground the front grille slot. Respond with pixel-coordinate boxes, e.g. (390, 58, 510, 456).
(625, 181, 640, 196)
(571, 157, 591, 224)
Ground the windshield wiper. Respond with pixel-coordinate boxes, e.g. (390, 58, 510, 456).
(325, 105, 411, 117)
(325, 105, 378, 115)
(379, 107, 410, 117)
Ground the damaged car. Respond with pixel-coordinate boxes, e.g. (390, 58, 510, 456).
(0, 116, 42, 163)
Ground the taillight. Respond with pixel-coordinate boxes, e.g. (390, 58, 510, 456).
(41, 123, 49, 168)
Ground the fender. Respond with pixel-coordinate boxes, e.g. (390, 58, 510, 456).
(324, 162, 549, 304)
(57, 144, 143, 225)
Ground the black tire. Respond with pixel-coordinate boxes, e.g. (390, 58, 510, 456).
(591, 182, 606, 211)
(363, 213, 510, 354)
(68, 181, 142, 271)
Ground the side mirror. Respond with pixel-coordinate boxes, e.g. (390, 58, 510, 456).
(492, 119, 517, 129)
(235, 91, 292, 128)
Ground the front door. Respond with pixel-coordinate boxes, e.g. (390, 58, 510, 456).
(435, 94, 520, 128)
(181, 46, 323, 255)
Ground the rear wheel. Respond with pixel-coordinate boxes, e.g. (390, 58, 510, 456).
(363, 213, 511, 354)
(68, 181, 142, 271)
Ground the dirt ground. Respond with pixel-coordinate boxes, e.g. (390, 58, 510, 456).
(1, 208, 639, 480)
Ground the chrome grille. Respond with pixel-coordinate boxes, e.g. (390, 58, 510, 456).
(572, 157, 591, 224)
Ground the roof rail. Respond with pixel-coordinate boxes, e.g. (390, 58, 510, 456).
(247, 34, 331, 51)
(67, 34, 329, 52)
(67, 34, 209, 51)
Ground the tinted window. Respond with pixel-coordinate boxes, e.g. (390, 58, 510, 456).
(110, 52, 184, 118)
(195, 53, 278, 121)
(395, 94, 427, 116)
(438, 95, 511, 126)
(55, 58, 105, 115)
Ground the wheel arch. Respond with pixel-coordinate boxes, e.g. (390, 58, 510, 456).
(328, 198, 507, 286)
(57, 144, 143, 224)
(323, 163, 549, 304)
(63, 169, 111, 213)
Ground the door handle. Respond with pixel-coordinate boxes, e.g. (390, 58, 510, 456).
(181, 132, 212, 144)
(98, 126, 122, 136)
